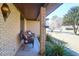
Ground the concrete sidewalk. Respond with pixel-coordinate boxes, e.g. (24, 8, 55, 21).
(15, 37, 40, 56)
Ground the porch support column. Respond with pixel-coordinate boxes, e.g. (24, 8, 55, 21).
(40, 6, 46, 56)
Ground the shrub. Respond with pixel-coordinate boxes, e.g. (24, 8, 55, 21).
(39, 34, 66, 56)
(38, 34, 53, 43)
(46, 34, 65, 56)
(45, 41, 53, 56)
(46, 34, 54, 44)
(51, 44, 65, 56)
(45, 41, 65, 56)
(46, 34, 52, 41)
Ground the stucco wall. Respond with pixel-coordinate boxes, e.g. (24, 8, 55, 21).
(25, 20, 40, 36)
(0, 3, 20, 56)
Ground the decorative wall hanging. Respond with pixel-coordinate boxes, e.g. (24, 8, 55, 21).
(1, 3, 11, 21)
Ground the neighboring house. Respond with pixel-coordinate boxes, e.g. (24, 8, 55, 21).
(0, 3, 62, 56)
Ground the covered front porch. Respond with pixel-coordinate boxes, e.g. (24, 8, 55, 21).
(0, 3, 62, 56)
(14, 3, 62, 56)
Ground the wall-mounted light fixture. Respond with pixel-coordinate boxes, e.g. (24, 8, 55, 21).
(45, 18, 49, 28)
(1, 3, 11, 21)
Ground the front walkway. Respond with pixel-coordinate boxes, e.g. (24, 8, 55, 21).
(15, 37, 40, 56)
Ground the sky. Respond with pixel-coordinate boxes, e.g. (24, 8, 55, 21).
(46, 3, 79, 19)
(46, 3, 79, 27)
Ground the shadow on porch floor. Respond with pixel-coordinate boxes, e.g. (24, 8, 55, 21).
(15, 37, 40, 56)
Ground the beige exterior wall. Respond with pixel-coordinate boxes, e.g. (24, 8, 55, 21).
(25, 20, 40, 36)
(0, 3, 20, 56)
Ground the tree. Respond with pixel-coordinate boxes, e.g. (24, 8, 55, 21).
(49, 16, 63, 31)
(63, 6, 79, 34)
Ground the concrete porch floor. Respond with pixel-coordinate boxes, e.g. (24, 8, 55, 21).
(15, 37, 40, 56)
